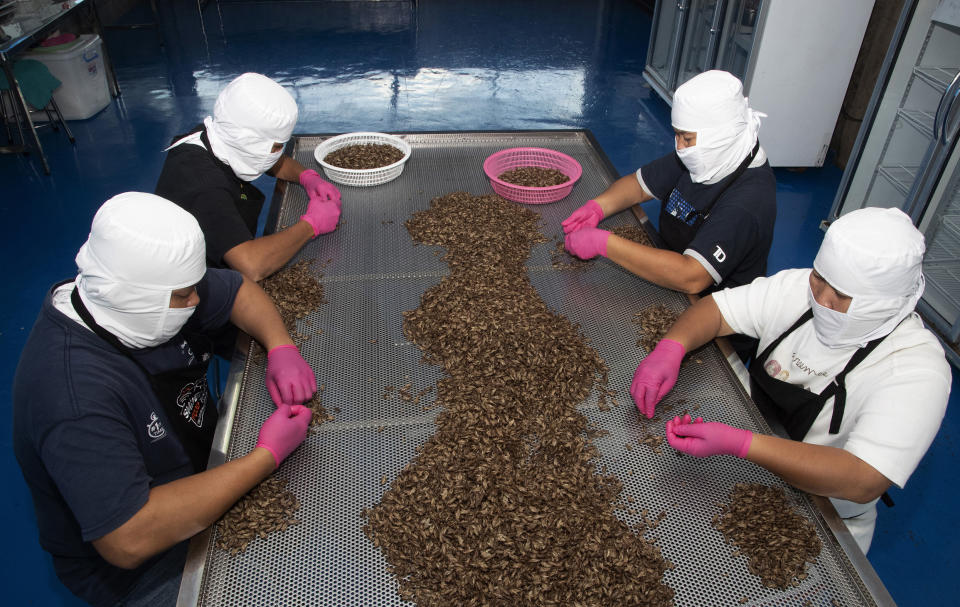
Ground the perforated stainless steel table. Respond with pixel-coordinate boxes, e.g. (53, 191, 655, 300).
(177, 131, 895, 607)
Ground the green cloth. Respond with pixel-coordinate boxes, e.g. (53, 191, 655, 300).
(0, 59, 61, 109)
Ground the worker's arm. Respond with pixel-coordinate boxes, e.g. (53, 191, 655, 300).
(270, 155, 308, 182)
(222, 223, 314, 282)
(630, 295, 735, 418)
(228, 276, 295, 350)
(92, 400, 314, 569)
(92, 448, 275, 569)
(565, 172, 713, 294)
(662, 294, 736, 349)
(230, 276, 317, 406)
(605, 237, 715, 294)
(268, 155, 342, 239)
(666, 410, 893, 503)
(746, 435, 893, 503)
(592, 173, 655, 217)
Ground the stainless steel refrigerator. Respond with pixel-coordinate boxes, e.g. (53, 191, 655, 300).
(829, 0, 960, 361)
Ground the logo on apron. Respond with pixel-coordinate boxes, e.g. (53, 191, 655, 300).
(177, 378, 209, 428)
(764, 359, 789, 381)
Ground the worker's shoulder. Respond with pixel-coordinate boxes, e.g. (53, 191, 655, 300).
(15, 312, 140, 431)
(158, 142, 236, 196)
(716, 164, 776, 215)
(873, 313, 950, 379)
(731, 161, 776, 193)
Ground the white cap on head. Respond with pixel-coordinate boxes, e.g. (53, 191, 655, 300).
(671, 70, 767, 183)
(811, 207, 925, 347)
(75, 192, 207, 349)
(204, 73, 299, 181)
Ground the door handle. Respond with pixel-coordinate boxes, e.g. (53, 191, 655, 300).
(940, 72, 960, 145)
(934, 70, 960, 145)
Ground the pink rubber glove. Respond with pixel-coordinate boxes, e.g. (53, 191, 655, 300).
(665, 414, 753, 458)
(300, 199, 341, 236)
(265, 345, 317, 407)
(631, 339, 685, 419)
(561, 199, 604, 234)
(300, 170, 342, 236)
(299, 169, 341, 209)
(256, 404, 312, 467)
(564, 227, 611, 260)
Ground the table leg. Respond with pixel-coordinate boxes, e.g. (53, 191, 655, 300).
(0, 57, 50, 174)
(89, 0, 122, 98)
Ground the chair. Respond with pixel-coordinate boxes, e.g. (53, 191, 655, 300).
(0, 58, 74, 149)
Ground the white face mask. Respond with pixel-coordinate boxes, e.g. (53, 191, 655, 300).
(247, 148, 283, 179)
(807, 284, 909, 349)
(159, 305, 197, 344)
(204, 73, 298, 182)
(671, 71, 767, 184)
(810, 207, 926, 348)
(676, 145, 710, 183)
(204, 116, 285, 181)
(808, 286, 854, 348)
(74, 193, 208, 350)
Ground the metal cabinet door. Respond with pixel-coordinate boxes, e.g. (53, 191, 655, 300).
(644, 0, 689, 99)
(830, 0, 957, 220)
(914, 76, 960, 345)
(676, 0, 728, 88)
(714, 0, 761, 82)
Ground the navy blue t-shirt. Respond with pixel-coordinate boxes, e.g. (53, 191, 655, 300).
(639, 152, 777, 291)
(12, 268, 243, 607)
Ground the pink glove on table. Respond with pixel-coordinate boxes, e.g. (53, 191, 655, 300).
(564, 227, 611, 260)
(631, 338, 685, 419)
(299, 169, 341, 208)
(266, 345, 317, 407)
(561, 200, 604, 234)
(665, 414, 753, 458)
(256, 404, 312, 467)
(300, 170, 342, 236)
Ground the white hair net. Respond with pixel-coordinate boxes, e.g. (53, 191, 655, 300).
(811, 207, 926, 348)
(671, 70, 767, 184)
(75, 192, 208, 349)
(204, 73, 299, 181)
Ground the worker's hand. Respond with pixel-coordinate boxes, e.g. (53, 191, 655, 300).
(300, 198, 341, 237)
(299, 170, 342, 236)
(561, 200, 604, 234)
(265, 345, 317, 407)
(564, 227, 611, 260)
(256, 404, 312, 467)
(665, 414, 753, 458)
(299, 169, 341, 209)
(631, 338, 685, 418)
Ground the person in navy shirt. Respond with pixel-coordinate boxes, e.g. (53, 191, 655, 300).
(562, 70, 777, 360)
(13, 193, 318, 607)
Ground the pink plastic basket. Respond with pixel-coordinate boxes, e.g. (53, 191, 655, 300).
(483, 147, 582, 204)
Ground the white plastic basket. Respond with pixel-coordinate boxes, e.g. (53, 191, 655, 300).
(313, 132, 412, 187)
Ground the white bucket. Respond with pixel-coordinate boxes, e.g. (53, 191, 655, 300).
(23, 34, 110, 120)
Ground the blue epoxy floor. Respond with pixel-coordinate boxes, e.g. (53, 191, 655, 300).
(1, 1, 956, 605)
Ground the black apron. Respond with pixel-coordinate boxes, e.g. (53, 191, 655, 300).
(658, 140, 760, 253)
(71, 288, 217, 472)
(748, 309, 888, 442)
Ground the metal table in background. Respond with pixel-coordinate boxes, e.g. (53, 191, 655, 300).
(0, 0, 120, 174)
(178, 130, 896, 606)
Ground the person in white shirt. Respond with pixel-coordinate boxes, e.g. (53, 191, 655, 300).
(630, 207, 951, 553)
